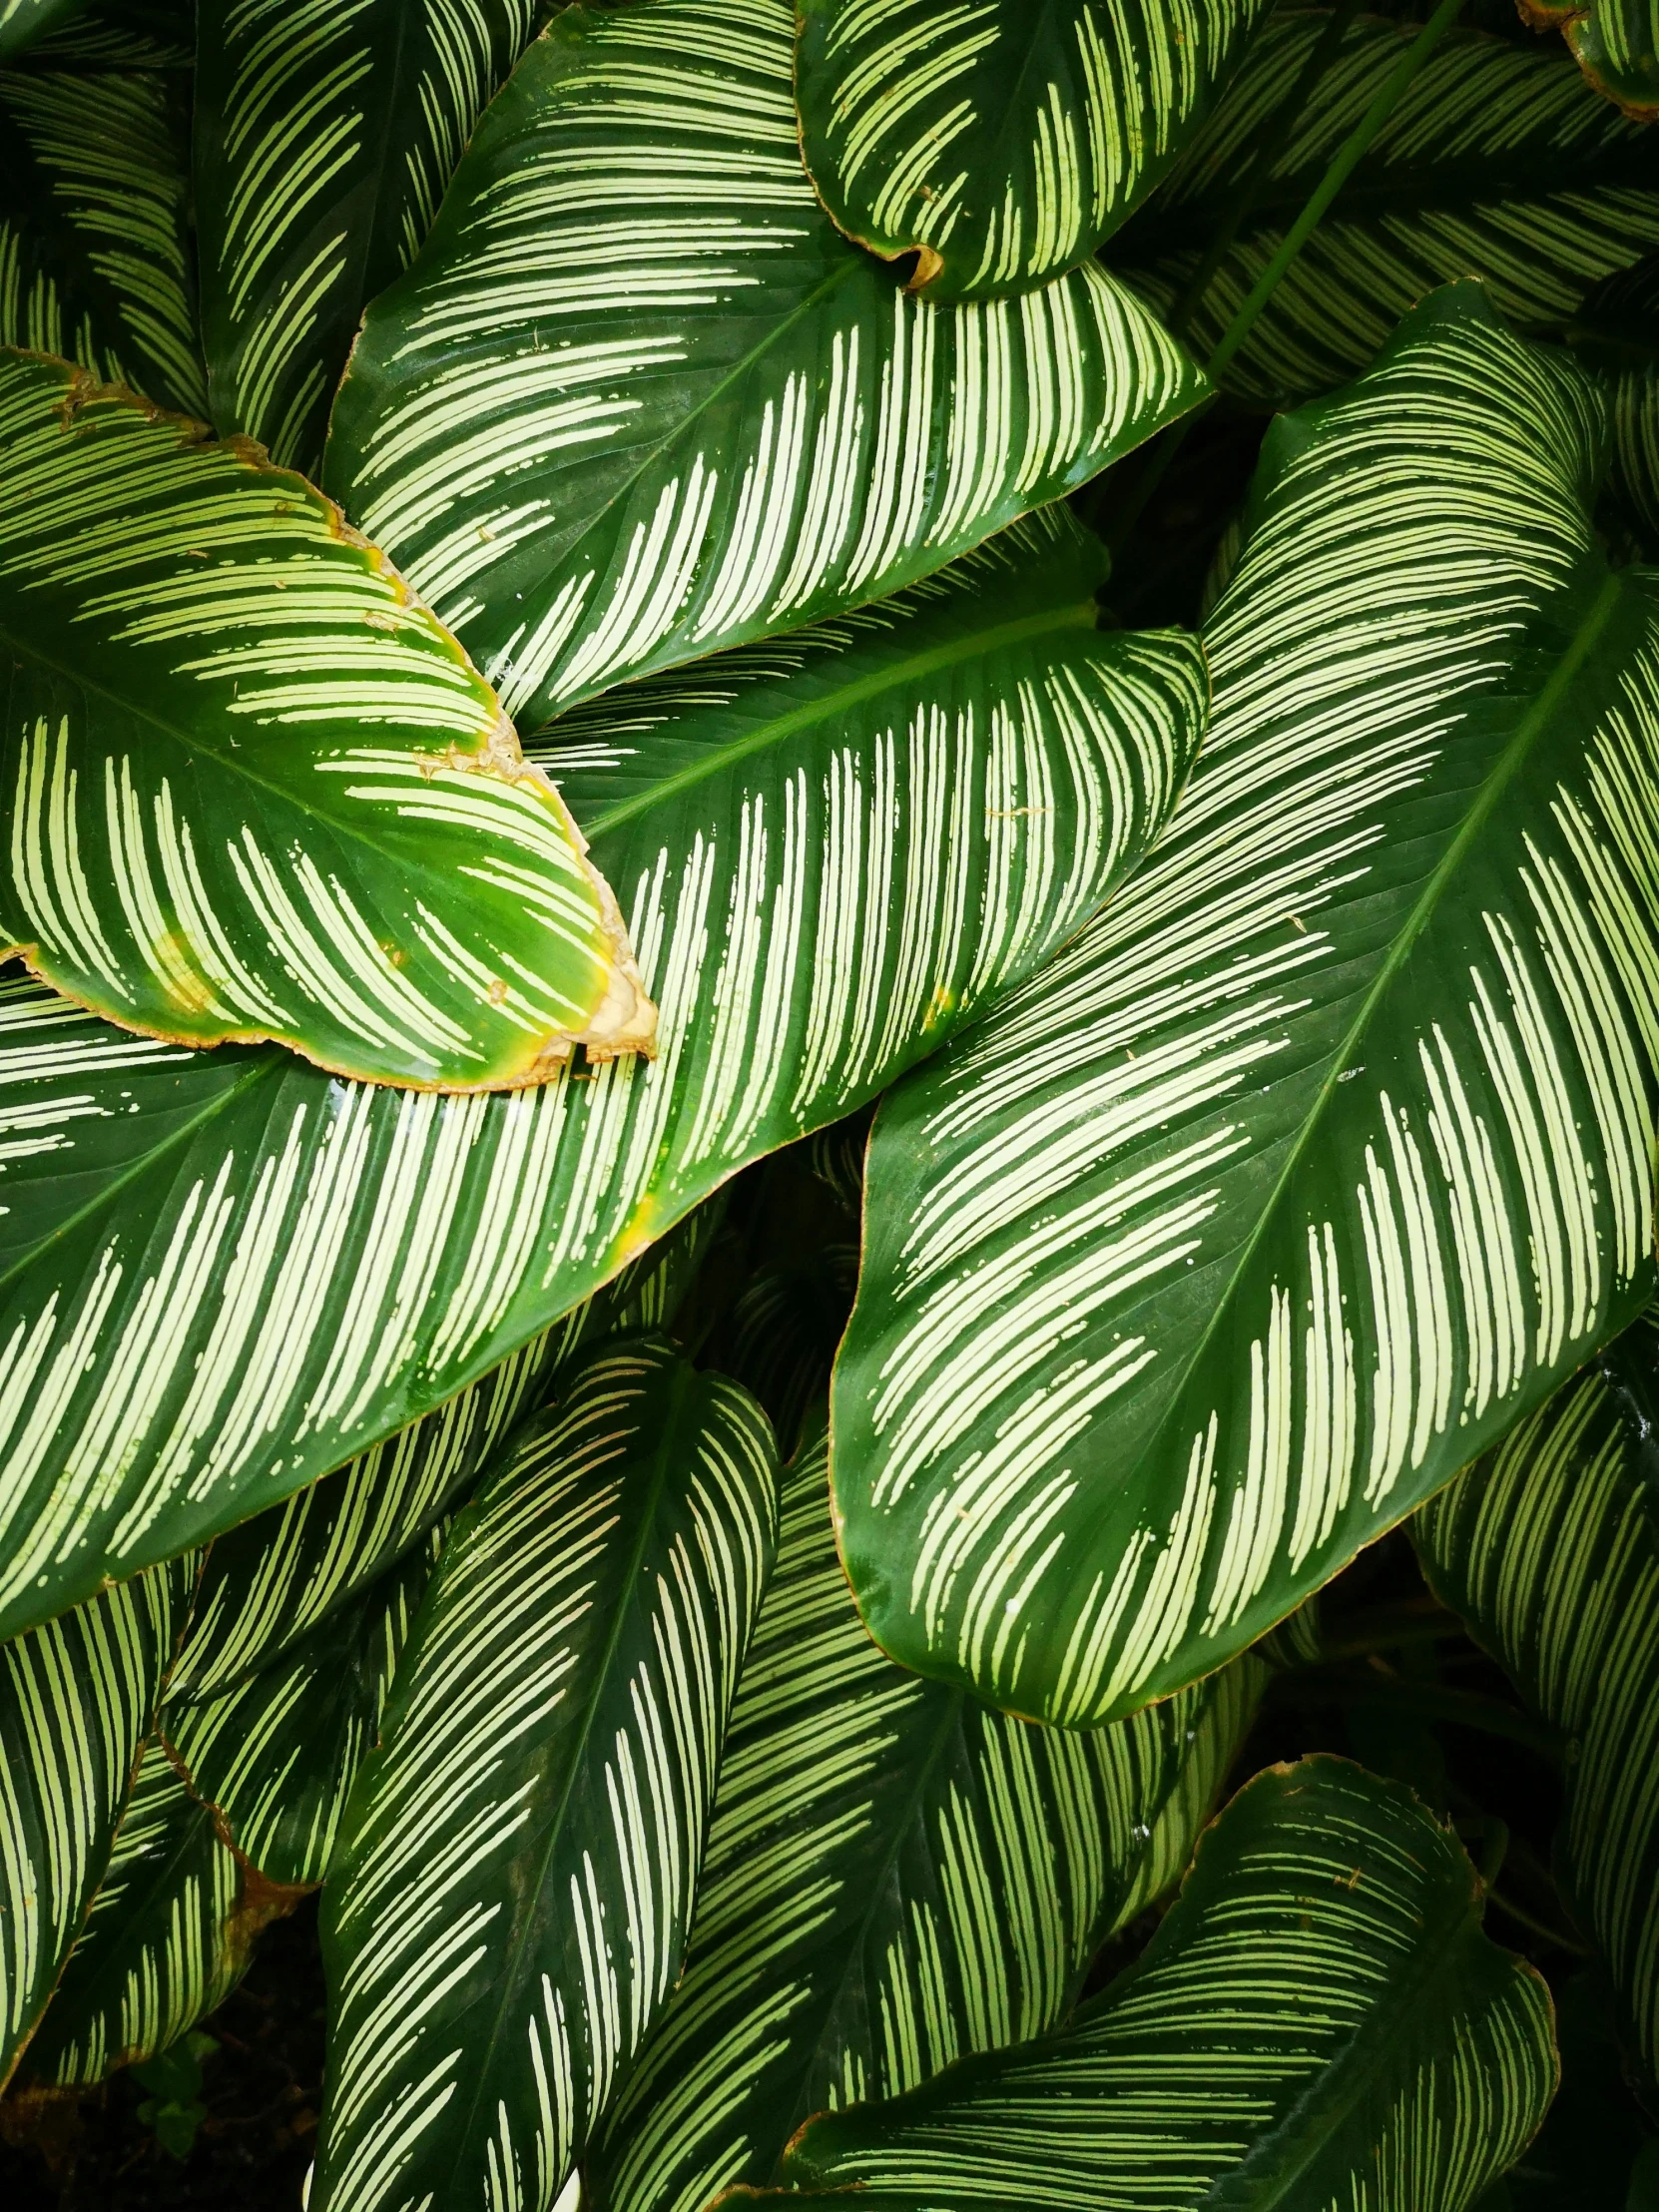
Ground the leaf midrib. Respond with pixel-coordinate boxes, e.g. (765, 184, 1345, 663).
(579, 601, 1099, 838)
(1122, 563, 1627, 1522)
(440, 1357, 699, 2188)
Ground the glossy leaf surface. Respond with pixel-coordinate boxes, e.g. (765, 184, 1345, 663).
(23, 1739, 298, 2084)
(0, 512, 1202, 1641)
(749, 1761, 1554, 2212)
(1521, 0, 1659, 119)
(194, 0, 539, 477)
(324, 0, 1205, 725)
(1415, 1309, 1659, 2092)
(0, 350, 650, 1085)
(0, 0, 90, 60)
(795, 0, 1268, 299)
(165, 1205, 717, 1703)
(0, 31, 204, 412)
(163, 1528, 439, 1888)
(1113, 13, 1659, 402)
(587, 1426, 1263, 2212)
(311, 1341, 779, 2212)
(836, 286, 1659, 1725)
(0, 1555, 193, 2088)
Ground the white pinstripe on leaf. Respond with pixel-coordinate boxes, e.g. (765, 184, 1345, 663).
(587, 1425, 1263, 2212)
(834, 283, 1659, 1726)
(796, 0, 1269, 299)
(310, 1339, 779, 2212)
(746, 1760, 1556, 2212)
(0, 348, 652, 1086)
(0, 507, 1203, 1640)
(323, 0, 1206, 725)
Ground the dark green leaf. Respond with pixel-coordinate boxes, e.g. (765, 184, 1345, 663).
(1415, 1307, 1659, 2098)
(0, 348, 652, 1085)
(835, 284, 1659, 1725)
(323, 0, 1205, 724)
(1520, 0, 1659, 121)
(749, 1760, 1555, 2212)
(1112, 13, 1659, 403)
(794, 0, 1269, 299)
(0, 0, 92, 63)
(587, 1426, 1263, 2212)
(0, 508, 1202, 1641)
(194, 0, 540, 476)
(0, 1555, 195, 2088)
(310, 1340, 779, 2212)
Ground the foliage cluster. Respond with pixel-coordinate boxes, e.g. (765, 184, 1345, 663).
(3, 0, 1659, 2206)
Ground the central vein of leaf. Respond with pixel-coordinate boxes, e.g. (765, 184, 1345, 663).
(581, 602, 1100, 837)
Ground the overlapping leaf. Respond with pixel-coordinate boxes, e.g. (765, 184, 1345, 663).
(586, 1427, 1263, 2212)
(794, 0, 1269, 299)
(1415, 1308, 1659, 2091)
(0, 0, 90, 62)
(0, 22, 203, 412)
(165, 1201, 718, 1702)
(0, 1554, 194, 2087)
(0, 350, 651, 1085)
(323, 0, 1205, 725)
(22, 1739, 299, 2084)
(835, 285, 1659, 1726)
(1571, 253, 1659, 549)
(163, 1527, 439, 1888)
(0, 509, 1203, 1641)
(1521, 0, 1659, 120)
(194, 0, 540, 476)
(741, 1760, 1554, 2212)
(1111, 12, 1659, 402)
(310, 1340, 779, 2212)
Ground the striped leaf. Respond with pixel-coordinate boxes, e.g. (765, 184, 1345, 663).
(586, 1426, 1264, 2212)
(1521, 0, 1659, 120)
(1571, 254, 1659, 551)
(0, 27, 204, 414)
(0, 348, 652, 1086)
(0, 511, 1202, 1642)
(165, 1201, 719, 1704)
(834, 283, 1659, 1727)
(163, 1527, 440, 1888)
(322, 0, 1205, 726)
(310, 1340, 779, 2212)
(0, 1554, 194, 2088)
(1414, 1308, 1659, 2094)
(24, 3, 195, 69)
(195, 0, 540, 478)
(1112, 12, 1659, 403)
(21, 1738, 300, 2085)
(0, 0, 90, 61)
(795, 0, 1269, 299)
(740, 1759, 1555, 2212)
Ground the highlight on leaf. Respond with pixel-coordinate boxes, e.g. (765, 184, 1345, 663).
(0, 348, 654, 1088)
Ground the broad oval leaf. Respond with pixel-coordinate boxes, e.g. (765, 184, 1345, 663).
(1521, 0, 1659, 119)
(0, 1553, 193, 2088)
(1414, 1308, 1659, 2092)
(322, 0, 1205, 725)
(0, 350, 652, 1085)
(794, 0, 1269, 300)
(164, 1202, 718, 1704)
(0, 29, 204, 413)
(834, 285, 1659, 1726)
(586, 1425, 1263, 2212)
(163, 1525, 439, 1888)
(0, 511, 1203, 1641)
(1112, 12, 1659, 403)
(0, 0, 90, 62)
(310, 1340, 779, 2212)
(21, 1737, 300, 2084)
(744, 1759, 1555, 2212)
(194, 0, 539, 477)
